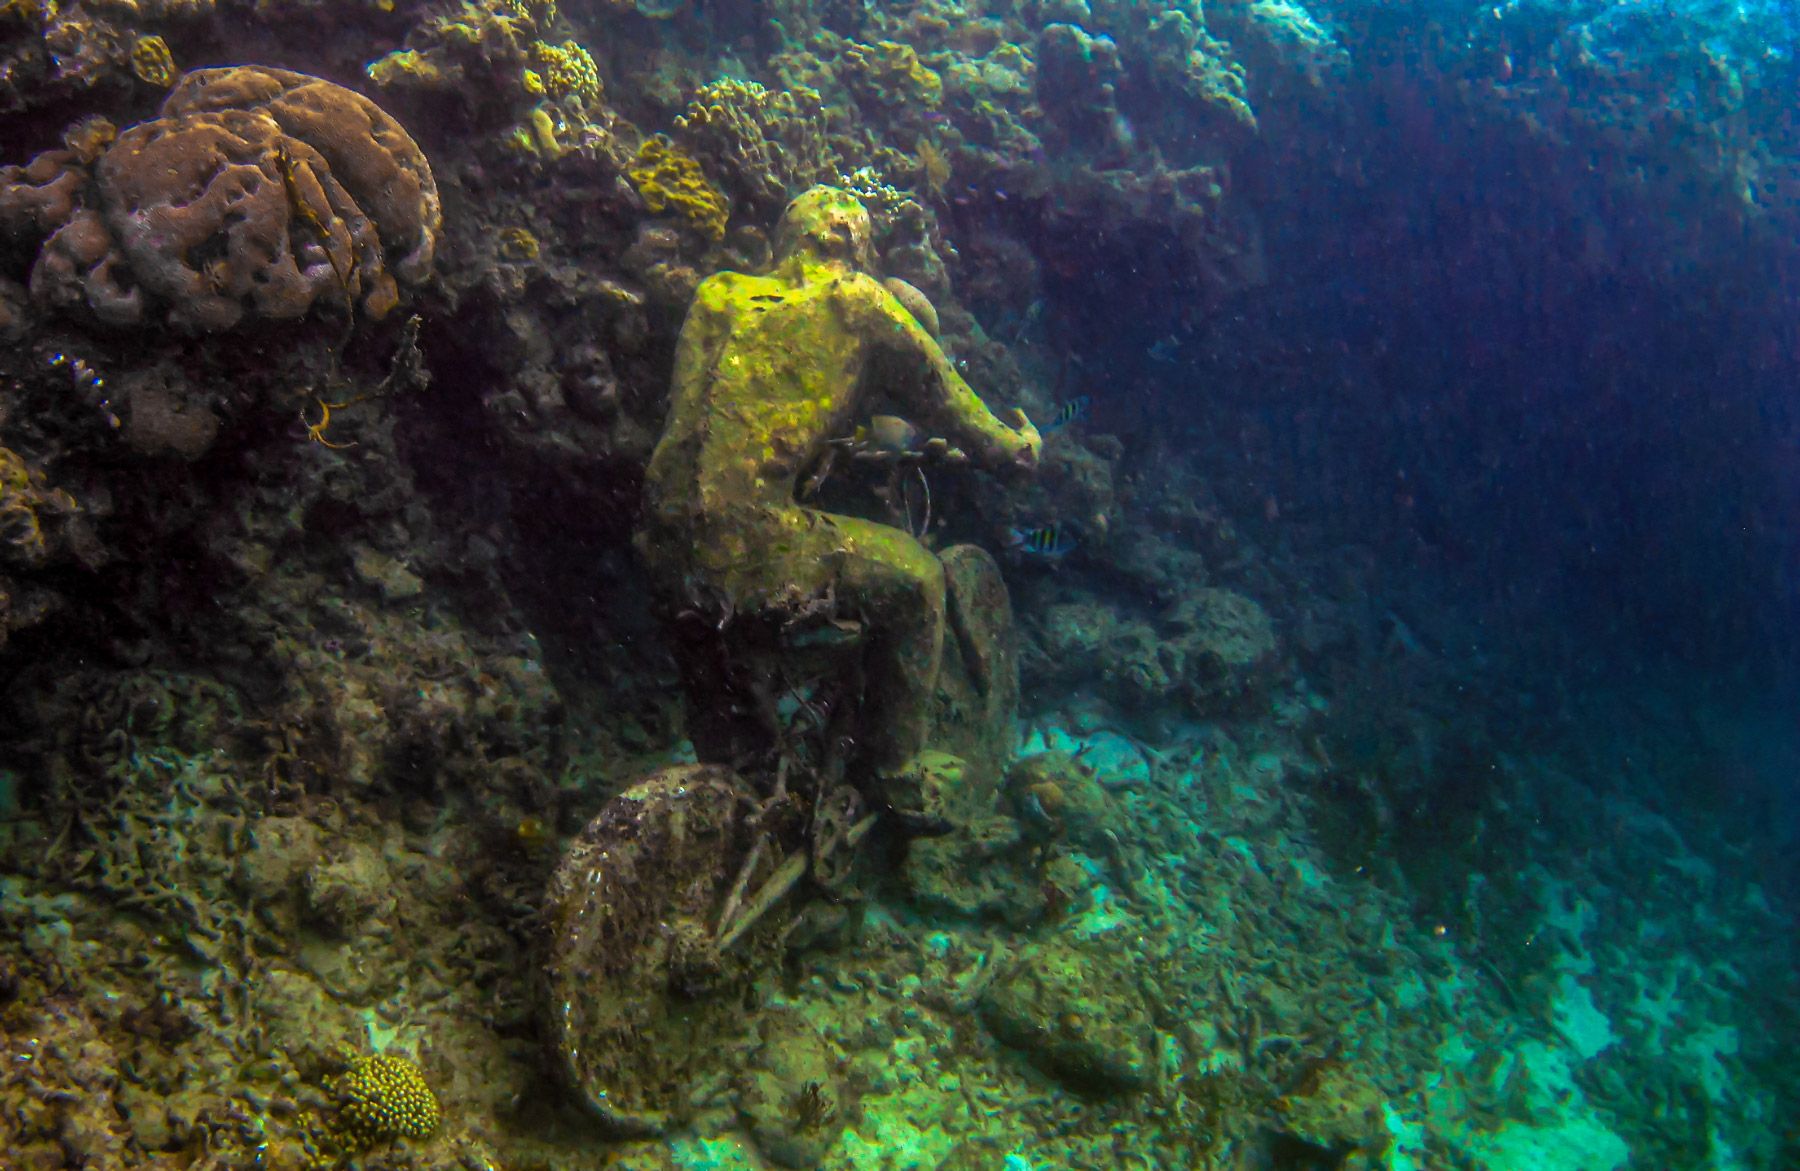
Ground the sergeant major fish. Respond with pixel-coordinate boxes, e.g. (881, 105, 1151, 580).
(1005, 522, 1076, 560)
(1044, 394, 1091, 432)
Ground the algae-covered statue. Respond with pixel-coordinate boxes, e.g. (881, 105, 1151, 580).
(638, 186, 1040, 785)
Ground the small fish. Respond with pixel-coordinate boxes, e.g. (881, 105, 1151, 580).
(1044, 394, 1090, 431)
(798, 447, 837, 498)
(511, 816, 554, 853)
(1010, 298, 1046, 341)
(785, 618, 865, 649)
(859, 414, 920, 453)
(1147, 334, 1181, 364)
(1006, 522, 1076, 559)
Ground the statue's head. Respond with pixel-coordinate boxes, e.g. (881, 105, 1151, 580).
(773, 187, 875, 272)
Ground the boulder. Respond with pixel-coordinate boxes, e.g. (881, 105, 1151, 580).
(979, 940, 1154, 1094)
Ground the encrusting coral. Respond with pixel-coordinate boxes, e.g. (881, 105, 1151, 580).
(0, 66, 441, 331)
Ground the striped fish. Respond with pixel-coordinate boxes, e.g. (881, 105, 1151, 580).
(1005, 522, 1076, 559)
(1045, 394, 1091, 431)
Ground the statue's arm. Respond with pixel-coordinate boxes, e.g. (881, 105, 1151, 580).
(867, 280, 1041, 469)
(668, 280, 733, 414)
(645, 277, 735, 494)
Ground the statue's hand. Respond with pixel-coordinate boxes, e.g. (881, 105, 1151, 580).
(1010, 409, 1043, 471)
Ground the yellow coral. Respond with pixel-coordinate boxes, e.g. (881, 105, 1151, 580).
(502, 0, 556, 22)
(499, 226, 540, 260)
(627, 136, 729, 241)
(529, 38, 601, 103)
(0, 447, 49, 564)
(915, 138, 950, 198)
(330, 1054, 440, 1149)
(524, 105, 563, 156)
(844, 39, 942, 108)
(61, 115, 116, 164)
(367, 48, 452, 89)
(129, 35, 177, 88)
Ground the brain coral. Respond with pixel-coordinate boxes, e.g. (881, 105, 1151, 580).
(0, 66, 440, 331)
(330, 1053, 441, 1148)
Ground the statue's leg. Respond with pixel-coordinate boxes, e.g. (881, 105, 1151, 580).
(649, 507, 946, 774)
(638, 516, 792, 767)
(784, 512, 947, 775)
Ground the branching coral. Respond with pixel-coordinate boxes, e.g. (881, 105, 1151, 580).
(674, 78, 836, 215)
(524, 37, 600, 104)
(627, 136, 729, 241)
(835, 165, 922, 237)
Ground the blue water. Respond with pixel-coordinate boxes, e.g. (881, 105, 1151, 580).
(0, 0, 1795, 1166)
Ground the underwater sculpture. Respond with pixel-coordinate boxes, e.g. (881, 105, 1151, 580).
(638, 185, 1041, 789)
(552, 190, 1037, 1144)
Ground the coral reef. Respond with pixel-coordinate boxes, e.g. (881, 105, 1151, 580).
(0, 66, 440, 330)
(1023, 585, 1280, 726)
(0, 3, 1795, 1171)
(366, 0, 619, 165)
(842, 38, 943, 112)
(330, 1052, 442, 1148)
(674, 78, 836, 217)
(1165, 586, 1281, 707)
(626, 135, 730, 241)
(980, 939, 1154, 1093)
